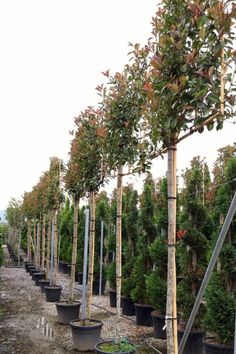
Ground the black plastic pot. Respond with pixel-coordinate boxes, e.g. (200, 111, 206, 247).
(95, 340, 136, 354)
(109, 289, 116, 308)
(121, 296, 135, 316)
(31, 269, 40, 279)
(178, 329, 206, 354)
(151, 311, 166, 339)
(77, 272, 83, 284)
(56, 301, 81, 324)
(134, 303, 154, 327)
(28, 266, 36, 275)
(60, 261, 68, 274)
(25, 263, 34, 272)
(66, 264, 71, 275)
(93, 280, 106, 295)
(34, 272, 46, 286)
(70, 319, 103, 351)
(203, 337, 234, 354)
(45, 285, 62, 302)
(39, 279, 50, 293)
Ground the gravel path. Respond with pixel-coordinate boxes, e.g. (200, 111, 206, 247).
(0, 245, 166, 353)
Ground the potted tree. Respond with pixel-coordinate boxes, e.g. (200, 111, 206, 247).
(95, 339, 136, 354)
(131, 176, 156, 326)
(203, 156, 236, 354)
(177, 157, 213, 354)
(67, 107, 105, 351)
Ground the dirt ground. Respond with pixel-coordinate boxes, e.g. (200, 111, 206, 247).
(0, 246, 166, 353)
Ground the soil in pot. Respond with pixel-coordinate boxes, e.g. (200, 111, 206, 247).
(39, 279, 50, 293)
(121, 296, 135, 316)
(95, 340, 136, 354)
(151, 311, 166, 339)
(56, 301, 81, 324)
(134, 303, 154, 327)
(93, 280, 106, 295)
(203, 337, 234, 354)
(45, 285, 62, 302)
(34, 272, 46, 286)
(70, 319, 103, 351)
(178, 329, 206, 354)
(109, 289, 116, 308)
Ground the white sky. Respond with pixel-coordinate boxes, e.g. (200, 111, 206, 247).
(0, 0, 235, 211)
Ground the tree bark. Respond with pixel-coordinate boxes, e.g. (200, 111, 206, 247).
(53, 210, 58, 285)
(166, 138, 178, 354)
(37, 222, 41, 270)
(86, 191, 96, 318)
(116, 165, 123, 317)
(69, 197, 79, 301)
(27, 221, 31, 261)
(33, 221, 37, 265)
(41, 214, 46, 271)
(46, 217, 51, 279)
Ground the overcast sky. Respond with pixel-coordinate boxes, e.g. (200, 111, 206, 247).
(0, 0, 235, 211)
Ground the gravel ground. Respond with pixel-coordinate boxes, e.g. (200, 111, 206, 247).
(0, 245, 167, 353)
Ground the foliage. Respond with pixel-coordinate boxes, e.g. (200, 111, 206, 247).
(65, 107, 107, 197)
(142, 0, 235, 150)
(107, 261, 116, 289)
(204, 155, 236, 344)
(59, 198, 73, 262)
(146, 178, 168, 313)
(98, 339, 136, 353)
(178, 157, 213, 329)
(204, 273, 235, 345)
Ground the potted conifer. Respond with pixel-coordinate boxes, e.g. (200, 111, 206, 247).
(203, 157, 236, 354)
(178, 157, 213, 354)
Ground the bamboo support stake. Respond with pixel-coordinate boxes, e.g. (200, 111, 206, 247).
(116, 165, 123, 317)
(166, 137, 178, 354)
(86, 191, 96, 318)
(46, 218, 51, 279)
(38, 222, 41, 269)
(220, 34, 225, 116)
(33, 221, 36, 265)
(41, 214, 46, 271)
(53, 210, 58, 284)
(69, 197, 79, 301)
(27, 221, 31, 260)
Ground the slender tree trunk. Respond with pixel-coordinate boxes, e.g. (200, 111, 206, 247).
(69, 197, 80, 301)
(116, 165, 123, 317)
(37, 221, 41, 270)
(86, 191, 96, 318)
(166, 138, 178, 354)
(33, 221, 37, 265)
(46, 217, 51, 279)
(41, 214, 46, 271)
(53, 210, 58, 285)
(27, 221, 31, 260)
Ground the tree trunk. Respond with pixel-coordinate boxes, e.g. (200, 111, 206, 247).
(46, 218, 51, 279)
(27, 221, 31, 261)
(116, 165, 123, 317)
(69, 197, 79, 301)
(53, 210, 58, 285)
(33, 221, 37, 265)
(37, 222, 41, 270)
(41, 214, 46, 271)
(86, 191, 96, 318)
(166, 138, 178, 354)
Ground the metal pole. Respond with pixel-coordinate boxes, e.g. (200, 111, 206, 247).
(99, 220, 104, 296)
(36, 223, 39, 269)
(81, 209, 89, 320)
(50, 221, 54, 285)
(179, 192, 236, 354)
